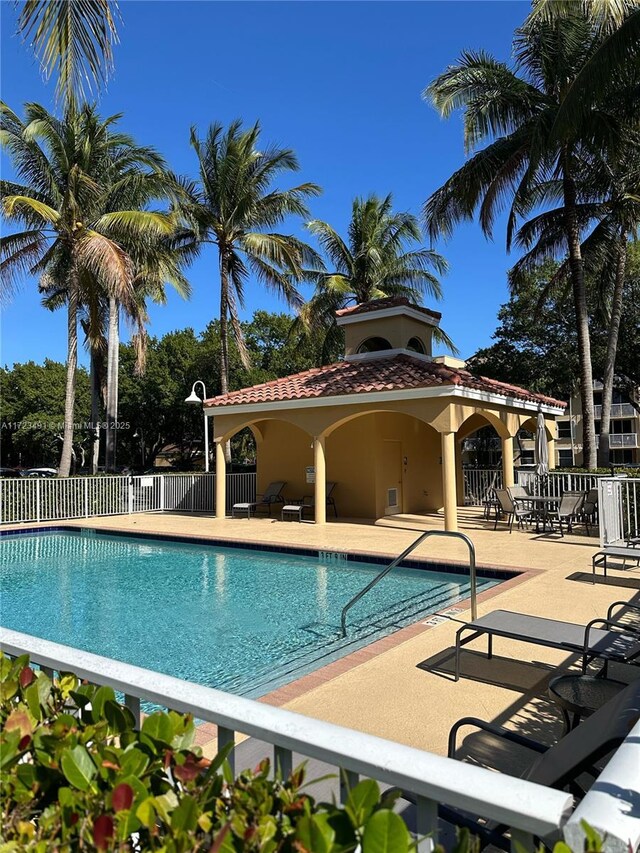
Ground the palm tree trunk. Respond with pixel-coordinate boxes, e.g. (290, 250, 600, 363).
(58, 259, 79, 478)
(89, 350, 101, 474)
(219, 250, 232, 464)
(562, 155, 597, 469)
(597, 233, 627, 469)
(105, 296, 120, 472)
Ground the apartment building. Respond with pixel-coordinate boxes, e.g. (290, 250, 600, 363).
(518, 382, 640, 468)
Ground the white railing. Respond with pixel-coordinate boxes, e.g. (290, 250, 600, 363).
(0, 472, 256, 525)
(564, 717, 640, 853)
(463, 468, 503, 505)
(463, 469, 606, 505)
(609, 433, 638, 448)
(0, 627, 573, 851)
(516, 470, 605, 499)
(594, 403, 636, 418)
(598, 477, 640, 548)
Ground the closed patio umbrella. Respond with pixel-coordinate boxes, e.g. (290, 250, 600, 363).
(535, 411, 549, 476)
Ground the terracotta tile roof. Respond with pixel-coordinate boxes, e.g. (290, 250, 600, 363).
(335, 296, 442, 321)
(204, 354, 566, 410)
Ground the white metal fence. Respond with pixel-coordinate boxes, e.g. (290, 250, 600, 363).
(0, 472, 256, 525)
(463, 469, 607, 505)
(1, 627, 578, 852)
(463, 468, 504, 505)
(515, 470, 605, 498)
(598, 477, 640, 548)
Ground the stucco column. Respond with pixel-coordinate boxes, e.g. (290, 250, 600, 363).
(215, 440, 226, 519)
(314, 436, 326, 525)
(502, 436, 515, 488)
(441, 431, 458, 532)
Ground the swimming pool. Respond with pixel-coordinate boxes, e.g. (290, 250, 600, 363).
(1, 529, 504, 697)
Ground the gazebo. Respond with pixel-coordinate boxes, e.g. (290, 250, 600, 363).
(204, 297, 565, 530)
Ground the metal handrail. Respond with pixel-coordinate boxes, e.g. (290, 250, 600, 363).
(340, 530, 477, 635)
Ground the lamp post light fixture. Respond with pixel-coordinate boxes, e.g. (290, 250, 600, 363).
(185, 380, 210, 473)
(133, 429, 145, 469)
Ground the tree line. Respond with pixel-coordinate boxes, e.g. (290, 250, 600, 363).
(0, 312, 336, 471)
(1, 0, 639, 474)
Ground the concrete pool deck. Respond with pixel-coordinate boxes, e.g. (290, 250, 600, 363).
(4, 507, 639, 764)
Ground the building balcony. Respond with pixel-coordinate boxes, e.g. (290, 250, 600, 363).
(594, 403, 636, 418)
(596, 433, 638, 448)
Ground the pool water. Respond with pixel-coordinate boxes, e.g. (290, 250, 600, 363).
(1, 531, 500, 697)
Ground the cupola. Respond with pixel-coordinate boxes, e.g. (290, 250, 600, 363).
(336, 296, 442, 361)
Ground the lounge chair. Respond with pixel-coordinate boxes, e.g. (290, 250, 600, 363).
(393, 680, 640, 850)
(299, 482, 338, 519)
(454, 608, 640, 682)
(443, 679, 640, 849)
(493, 489, 534, 533)
(232, 482, 286, 518)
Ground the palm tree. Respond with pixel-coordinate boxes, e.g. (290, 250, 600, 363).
(179, 120, 322, 399)
(16, 0, 120, 110)
(511, 135, 640, 469)
(0, 102, 177, 475)
(423, 9, 624, 468)
(526, 0, 640, 138)
(300, 194, 450, 361)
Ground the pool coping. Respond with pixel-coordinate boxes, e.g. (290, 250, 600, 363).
(3, 522, 540, 741)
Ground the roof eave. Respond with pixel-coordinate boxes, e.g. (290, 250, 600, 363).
(204, 384, 566, 418)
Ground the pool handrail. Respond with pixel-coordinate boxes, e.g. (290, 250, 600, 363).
(340, 530, 477, 636)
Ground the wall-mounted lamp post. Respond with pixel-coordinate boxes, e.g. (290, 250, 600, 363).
(185, 380, 210, 473)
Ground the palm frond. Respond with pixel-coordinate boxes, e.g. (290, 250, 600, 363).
(17, 0, 120, 107)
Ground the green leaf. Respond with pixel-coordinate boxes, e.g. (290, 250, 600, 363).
(171, 795, 199, 833)
(60, 745, 97, 791)
(104, 699, 135, 734)
(141, 712, 174, 746)
(136, 798, 156, 829)
(204, 741, 235, 781)
(345, 779, 381, 827)
(119, 747, 149, 778)
(24, 683, 42, 722)
(91, 685, 116, 719)
(295, 814, 336, 853)
(361, 810, 411, 853)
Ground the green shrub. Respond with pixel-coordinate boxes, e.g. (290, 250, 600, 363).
(0, 655, 604, 852)
(1, 653, 421, 852)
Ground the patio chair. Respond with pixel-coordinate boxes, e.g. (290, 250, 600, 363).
(454, 608, 640, 682)
(231, 481, 286, 519)
(581, 488, 598, 532)
(508, 484, 530, 500)
(393, 680, 640, 851)
(493, 489, 534, 533)
(299, 482, 338, 518)
(546, 491, 585, 536)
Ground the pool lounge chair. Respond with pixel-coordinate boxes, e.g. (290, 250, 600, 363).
(433, 679, 640, 850)
(454, 609, 640, 682)
(232, 482, 286, 518)
(299, 481, 338, 519)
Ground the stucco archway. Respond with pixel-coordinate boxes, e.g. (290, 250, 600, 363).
(322, 410, 443, 520)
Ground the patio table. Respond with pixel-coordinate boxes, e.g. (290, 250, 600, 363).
(548, 674, 626, 732)
(514, 494, 559, 532)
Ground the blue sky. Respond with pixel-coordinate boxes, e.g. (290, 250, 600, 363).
(1, 0, 530, 368)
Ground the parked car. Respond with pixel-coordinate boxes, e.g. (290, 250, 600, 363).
(24, 468, 58, 478)
(0, 467, 23, 478)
